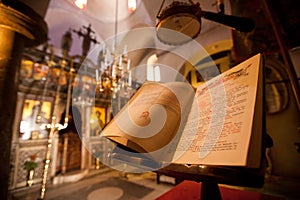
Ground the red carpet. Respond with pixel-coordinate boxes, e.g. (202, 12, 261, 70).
(156, 180, 285, 200)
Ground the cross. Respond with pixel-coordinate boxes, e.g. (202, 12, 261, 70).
(73, 24, 99, 57)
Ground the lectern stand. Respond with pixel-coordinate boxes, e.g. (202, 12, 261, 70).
(201, 182, 222, 200)
(110, 145, 265, 200)
(155, 163, 265, 200)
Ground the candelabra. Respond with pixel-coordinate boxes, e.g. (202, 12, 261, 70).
(96, 46, 133, 98)
(94, 0, 134, 99)
(37, 58, 74, 200)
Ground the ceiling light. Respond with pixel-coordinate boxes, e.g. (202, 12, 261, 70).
(95, 0, 133, 98)
(74, 0, 87, 10)
(128, 0, 137, 13)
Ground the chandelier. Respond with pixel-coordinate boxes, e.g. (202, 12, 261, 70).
(96, 47, 132, 97)
(95, 0, 134, 99)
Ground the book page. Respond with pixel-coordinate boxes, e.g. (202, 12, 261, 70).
(174, 54, 262, 167)
(102, 81, 195, 160)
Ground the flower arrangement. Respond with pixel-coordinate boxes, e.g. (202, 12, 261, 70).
(24, 154, 39, 171)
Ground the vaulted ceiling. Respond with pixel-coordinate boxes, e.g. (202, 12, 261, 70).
(44, 0, 233, 56)
(4, 0, 300, 72)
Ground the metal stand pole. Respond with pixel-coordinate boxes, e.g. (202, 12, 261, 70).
(37, 60, 72, 199)
(38, 117, 58, 200)
(201, 182, 222, 200)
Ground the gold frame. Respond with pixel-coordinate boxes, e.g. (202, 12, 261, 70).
(19, 99, 52, 140)
(90, 107, 106, 137)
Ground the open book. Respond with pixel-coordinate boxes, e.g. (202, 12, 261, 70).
(102, 54, 264, 169)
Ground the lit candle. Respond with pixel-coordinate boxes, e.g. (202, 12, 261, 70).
(99, 72, 104, 92)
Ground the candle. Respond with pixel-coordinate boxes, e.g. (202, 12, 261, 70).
(128, 71, 132, 87)
(64, 65, 73, 124)
(95, 69, 99, 82)
(119, 55, 122, 70)
(37, 63, 51, 123)
(112, 63, 116, 79)
(53, 63, 64, 113)
(127, 59, 131, 71)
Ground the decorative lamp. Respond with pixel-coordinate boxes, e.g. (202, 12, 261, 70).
(156, 0, 255, 45)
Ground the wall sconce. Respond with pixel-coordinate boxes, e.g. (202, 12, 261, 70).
(156, 0, 255, 45)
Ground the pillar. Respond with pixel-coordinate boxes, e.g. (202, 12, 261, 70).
(0, 2, 47, 198)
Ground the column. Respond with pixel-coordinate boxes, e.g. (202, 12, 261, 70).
(0, 2, 47, 198)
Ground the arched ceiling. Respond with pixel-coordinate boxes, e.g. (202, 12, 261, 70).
(43, 0, 233, 61)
